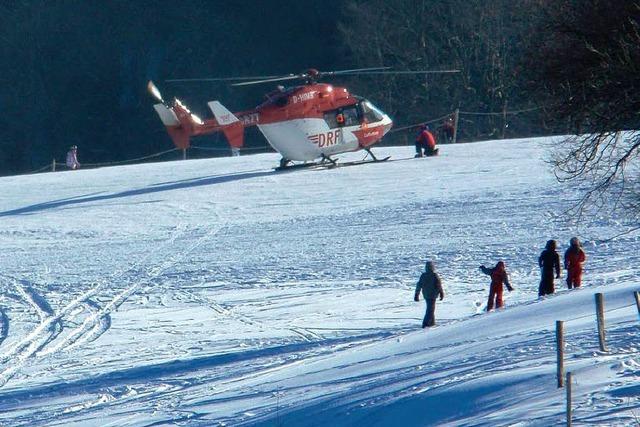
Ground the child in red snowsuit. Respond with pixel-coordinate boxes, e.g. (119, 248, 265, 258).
(564, 237, 586, 289)
(479, 261, 513, 311)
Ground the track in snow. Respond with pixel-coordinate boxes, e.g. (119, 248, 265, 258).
(0, 221, 225, 387)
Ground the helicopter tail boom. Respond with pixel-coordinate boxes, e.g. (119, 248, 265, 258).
(148, 80, 244, 151)
(151, 98, 244, 150)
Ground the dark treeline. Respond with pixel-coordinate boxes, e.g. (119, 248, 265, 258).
(0, 1, 637, 176)
(0, 1, 346, 174)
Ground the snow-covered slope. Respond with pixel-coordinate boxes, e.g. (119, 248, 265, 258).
(0, 138, 638, 426)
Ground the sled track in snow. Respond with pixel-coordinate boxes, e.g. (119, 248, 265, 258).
(176, 289, 323, 343)
(0, 221, 226, 388)
(0, 279, 65, 363)
(0, 308, 8, 348)
(39, 298, 112, 357)
(0, 279, 65, 385)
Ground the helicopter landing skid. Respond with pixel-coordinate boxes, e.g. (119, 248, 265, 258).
(273, 155, 390, 172)
(336, 155, 391, 168)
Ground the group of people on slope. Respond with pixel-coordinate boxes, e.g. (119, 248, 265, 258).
(414, 124, 439, 158)
(538, 237, 586, 295)
(413, 237, 587, 328)
(414, 116, 456, 158)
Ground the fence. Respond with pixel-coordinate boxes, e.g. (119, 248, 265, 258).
(21, 105, 547, 176)
(388, 105, 546, 146)
(556, 291, 640, 426)
(23, 148, 181, 176)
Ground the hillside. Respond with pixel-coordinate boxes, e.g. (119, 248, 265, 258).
(0, 138, 638, 426)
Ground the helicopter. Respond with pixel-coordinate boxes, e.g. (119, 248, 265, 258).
(148, 67, 458, 169)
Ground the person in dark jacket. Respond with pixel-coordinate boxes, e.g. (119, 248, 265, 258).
(538, 240, 561, 296)
(414, 261, 445, 328)
(479, 261, 514, 311)
(564, 237, 586, 289)
(415, 124, 439, 157)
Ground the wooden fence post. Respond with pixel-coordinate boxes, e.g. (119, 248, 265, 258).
(634, 291, 640, 319)
(501, 101, 508, 139)
(452, 108, 459, 144)
(595, 293, 607, 352)
(566, 372, 573, 427)
(556, 320, 564, 388)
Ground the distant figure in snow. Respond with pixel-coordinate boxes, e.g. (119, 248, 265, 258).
(479, 261, 514, 311)
(564, 237, 586, 289)
(66, 145, 80, 170)
(439, 116, 455, 143)
(414, 261, 445, 328)
(538, 239, 561, 296)
(415, 124, 438, 158)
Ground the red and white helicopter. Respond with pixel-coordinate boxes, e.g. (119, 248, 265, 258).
(148, 67, 456, 169)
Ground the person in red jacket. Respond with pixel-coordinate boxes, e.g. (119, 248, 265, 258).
(415, 124, 439, 157)
(564, 237, 586, 289)
(479, 261, 514, 311)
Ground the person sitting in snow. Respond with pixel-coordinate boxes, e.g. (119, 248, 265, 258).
(66, 145, 81, 170)
(538, 239, 561, 296)
(414, 261, 445, 328)
(479, 261, 513, 311)
(415, 124, 439, 157)
(564, 237, 586, 289)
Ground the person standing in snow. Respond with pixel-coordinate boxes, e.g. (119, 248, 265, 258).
(538, 239, 561, 296)
(438, 116, 455, 143)
(415, 124, 439, 157)
(479, 261, 514, 311)
(564, 237, 586, 289)
(66, 145, 81, 170)
(414, 261, 445, 328)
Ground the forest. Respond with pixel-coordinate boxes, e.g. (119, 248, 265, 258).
(0, 0, 637, 176)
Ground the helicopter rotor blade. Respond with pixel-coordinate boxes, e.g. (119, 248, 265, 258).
(231, 75, 301, 86)
(320, 66, 392, 76)
(163, 67, 460, 88)
(165, 75, 282, 83)
(350, 69, 461, 75)
(147, 80, 165, 103)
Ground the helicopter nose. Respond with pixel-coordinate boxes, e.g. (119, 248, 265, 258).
(382, 116, 393, 134)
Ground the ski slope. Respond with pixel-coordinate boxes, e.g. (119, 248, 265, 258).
(0, 138, 638, 426)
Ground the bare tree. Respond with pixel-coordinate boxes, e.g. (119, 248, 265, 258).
(338, 0, 543, 141)
(529, 0, 640, 222)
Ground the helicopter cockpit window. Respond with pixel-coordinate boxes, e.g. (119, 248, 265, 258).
(342, 106, 359, 126)
(361, 100, 384, 123)
(323, 105, 360, 129)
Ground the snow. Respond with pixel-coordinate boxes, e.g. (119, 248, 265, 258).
(0, 137, 638, 426)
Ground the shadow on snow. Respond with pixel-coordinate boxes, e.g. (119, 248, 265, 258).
(0, 170, 273, 217)
(0, 331, 396, 408)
